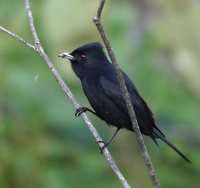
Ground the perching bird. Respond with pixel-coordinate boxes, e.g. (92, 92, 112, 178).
(59, 42, 191, 163)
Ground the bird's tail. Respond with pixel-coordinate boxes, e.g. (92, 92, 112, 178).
(153, 127, 191, 163)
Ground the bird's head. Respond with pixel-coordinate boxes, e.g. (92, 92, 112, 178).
(59, 42, 109, 79)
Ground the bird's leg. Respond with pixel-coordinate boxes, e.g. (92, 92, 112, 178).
(97, 128, 121, 154)
(75, 107, 98, 117)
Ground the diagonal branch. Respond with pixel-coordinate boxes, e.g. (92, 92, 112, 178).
(0, 1, 131, 188)
(93, 0, 160, 188)
(97, 0, 105, 18)
(0, 24, 130, 188)
(0, 25, 35, 50)
(25, 0, 40, 46)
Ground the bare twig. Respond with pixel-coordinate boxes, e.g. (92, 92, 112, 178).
(0, 1, 131, 188)
(97, 0, 105, 18)
(24, 0, 40, 46)
(0, 25, 35, 50)
(93, 0, 160, 188)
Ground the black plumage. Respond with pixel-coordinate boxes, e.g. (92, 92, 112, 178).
(60, 42, 191, 163)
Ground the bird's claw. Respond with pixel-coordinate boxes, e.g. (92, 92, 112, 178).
(75, 107, 87, 117)
(97, 140, 108, 154)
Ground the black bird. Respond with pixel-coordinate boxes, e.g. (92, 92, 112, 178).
(59, 42, 191, 163)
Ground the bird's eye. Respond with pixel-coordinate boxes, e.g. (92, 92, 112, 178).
(80, 54, 86, 61)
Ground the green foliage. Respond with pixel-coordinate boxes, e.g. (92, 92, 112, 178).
(0, 0, 200, 187)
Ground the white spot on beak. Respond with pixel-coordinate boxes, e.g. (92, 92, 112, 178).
(58, 52, 75, 60)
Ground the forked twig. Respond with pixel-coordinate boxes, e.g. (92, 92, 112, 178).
(24, 1, 131, 187)
(0, 0, 131, 187)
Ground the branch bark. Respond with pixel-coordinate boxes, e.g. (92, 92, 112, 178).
(0, 0, 131, 188)
(93, 0, 160, 188)
(0, 25, 35, 50)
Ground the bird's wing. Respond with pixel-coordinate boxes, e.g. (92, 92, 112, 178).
(99, 71, 144, 109)
(99, 73, 159, 135)
(99, 74, 127, 113)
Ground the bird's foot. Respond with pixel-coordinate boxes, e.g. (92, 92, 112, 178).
(97, 140, 109, 154)
(75, 107, 87, 117)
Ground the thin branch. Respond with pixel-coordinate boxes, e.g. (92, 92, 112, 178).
(24, 0, 40, 46)
(93, 1, 160, 188)
(0, 25, 35, 50)
(2, 0, 133, 187)
(0, 16, 130, 188)
(1, 7, 131, 188)
(97, 0, 105, 18)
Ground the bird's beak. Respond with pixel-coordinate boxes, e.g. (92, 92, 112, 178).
(58, 52, 75, 61)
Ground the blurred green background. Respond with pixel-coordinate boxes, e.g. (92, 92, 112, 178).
(1, 0, 200, 187)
